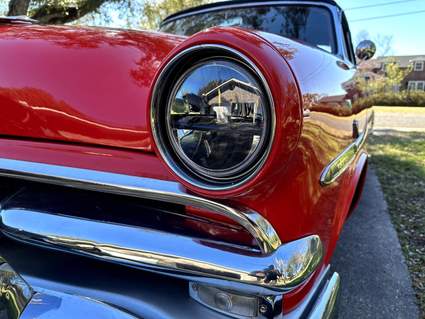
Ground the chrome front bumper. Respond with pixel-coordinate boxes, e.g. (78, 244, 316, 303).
(309, 272, 340, 319)
(0, 158, 336, 318)
(0, 158, 323, 295)
(0, 208, 322, 295)
(284, 269, 340, 319)
(0, 251, 340, 319)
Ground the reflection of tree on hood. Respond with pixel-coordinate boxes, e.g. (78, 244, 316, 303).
(243, 7, 310, 39)
(280, 7, 309, 39)
(7, 0, 112, 24)
(5, 0, 210, 29)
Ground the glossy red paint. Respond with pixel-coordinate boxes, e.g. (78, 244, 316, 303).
(0, 23, 371, 314)
(0, 137, 175, 181)
(0, 24, 184, 151)
(254, 33, 371, 313)
(148, 27, 303, 198)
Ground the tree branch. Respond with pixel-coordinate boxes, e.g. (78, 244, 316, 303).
(30, 0, 109, 25)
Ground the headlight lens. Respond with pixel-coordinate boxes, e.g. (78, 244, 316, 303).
(165, 58, 271, 183)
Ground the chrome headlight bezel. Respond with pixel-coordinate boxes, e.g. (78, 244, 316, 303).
(151, 44, 275, 190)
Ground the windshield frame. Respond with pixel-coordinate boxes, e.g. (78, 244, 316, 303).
(160, 1, 346, 59)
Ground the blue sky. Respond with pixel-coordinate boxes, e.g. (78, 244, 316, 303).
(337, 0, 425, 56)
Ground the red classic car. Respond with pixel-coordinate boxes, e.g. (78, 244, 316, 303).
(0, 0, 376, 318)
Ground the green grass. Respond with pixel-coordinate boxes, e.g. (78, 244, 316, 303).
(368, 132, 425, 318)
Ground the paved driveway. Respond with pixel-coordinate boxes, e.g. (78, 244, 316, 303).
(332, 170, 419, 319)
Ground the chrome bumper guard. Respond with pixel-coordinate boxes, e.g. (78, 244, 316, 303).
(0, 158, 323, 295)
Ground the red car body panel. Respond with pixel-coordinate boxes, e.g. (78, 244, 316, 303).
(0, 25, 184, 151)
(0, 22, 370, 314)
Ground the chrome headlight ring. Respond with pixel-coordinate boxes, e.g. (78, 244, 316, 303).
(151, 44, 275, 190)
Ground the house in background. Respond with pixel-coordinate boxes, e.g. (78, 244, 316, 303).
(405, 57, 425, 91)
(357, 55, 425, 91)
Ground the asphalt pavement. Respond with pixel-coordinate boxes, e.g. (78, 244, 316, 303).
(332, 169, 419, 319)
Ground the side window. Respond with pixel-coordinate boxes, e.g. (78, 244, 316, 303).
(408, 81, 425, 91)
(341, 12, 356, 65)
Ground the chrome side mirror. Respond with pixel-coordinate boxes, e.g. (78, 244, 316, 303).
(356, 40, 376, 61)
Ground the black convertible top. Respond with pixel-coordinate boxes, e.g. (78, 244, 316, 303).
(161, 0, 342, 24)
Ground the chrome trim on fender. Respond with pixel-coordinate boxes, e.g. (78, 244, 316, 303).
(0, 257, 33, 319)
(0, 209, 322, 294)
(0, 157, 279, 254)
(320, 125, 368, 186)
(307, 272, 340, 319)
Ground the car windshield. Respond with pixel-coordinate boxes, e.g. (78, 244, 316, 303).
(160, 5, 336, 54)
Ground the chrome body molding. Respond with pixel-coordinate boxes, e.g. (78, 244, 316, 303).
(320, 124, 368, 186)
(307, 272, 340, 319)
(0, 157, 279, 254)
(0, 208, 322, 295)
(0, 257, 33, 319)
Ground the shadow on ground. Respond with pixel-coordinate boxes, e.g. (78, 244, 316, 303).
(332, 169, 419, 319)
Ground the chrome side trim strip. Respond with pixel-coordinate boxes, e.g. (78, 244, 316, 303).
(320, 125, 368, 186)
(0, 208, 322, 295)
(0, 157, 279, 254)
(307, 272, 340, 319)
(0, 257, 33, 319)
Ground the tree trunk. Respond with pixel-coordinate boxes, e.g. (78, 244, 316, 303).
(7, 0, 31, 16)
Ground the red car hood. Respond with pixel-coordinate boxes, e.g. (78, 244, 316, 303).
(0, 25, 185, 152)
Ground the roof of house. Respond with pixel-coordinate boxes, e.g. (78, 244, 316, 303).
(162, 0, 342, 24)
(203, 78, 259, 100)
(359, 55, 425, 70)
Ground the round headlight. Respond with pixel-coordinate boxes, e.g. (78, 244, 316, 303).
(152, 46, 274, 188)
